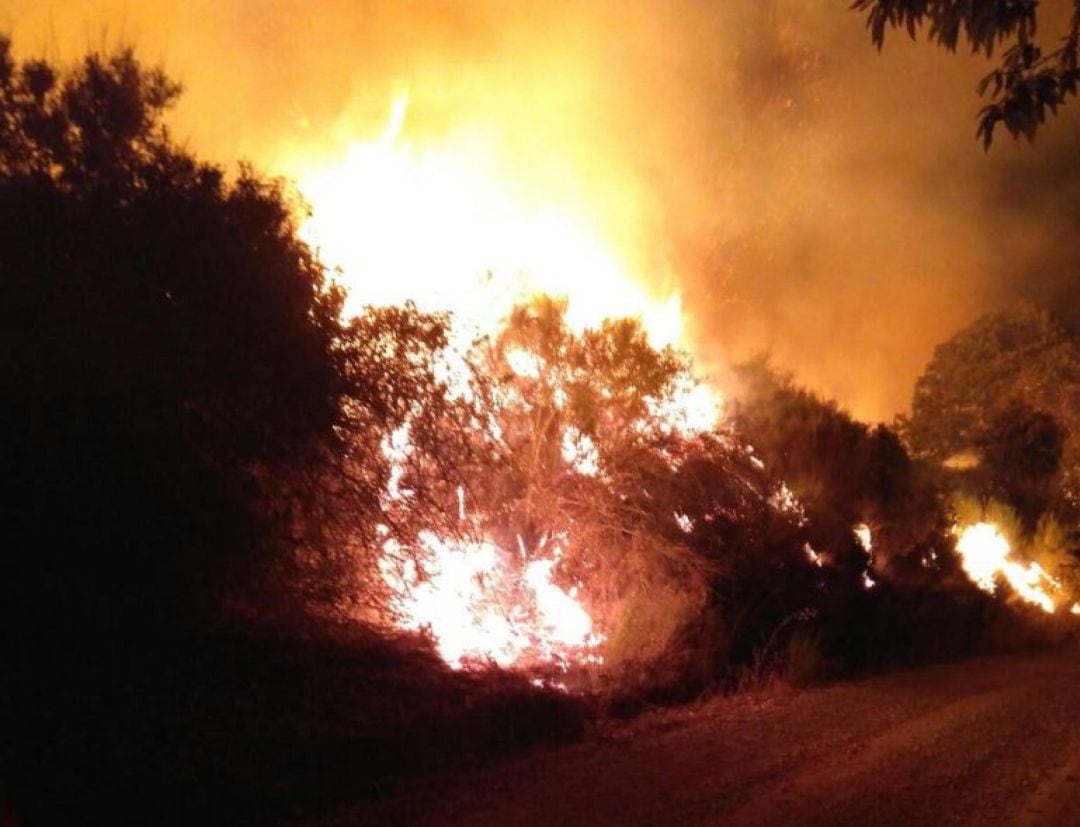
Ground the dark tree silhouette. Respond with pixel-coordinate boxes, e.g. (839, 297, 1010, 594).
(977, 399, 1066, 522)
(0, 39, 450, 823)
(853, 0, 1080, 147)
(903, 304, 1080, 512)
(0, 39, 432, 631)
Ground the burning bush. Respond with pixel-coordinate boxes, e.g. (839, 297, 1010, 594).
(362, 308, 1080, 701)
(368, 298, 730, 679)
(723, 359, 1077, 675)
(366, 306, 878, 698)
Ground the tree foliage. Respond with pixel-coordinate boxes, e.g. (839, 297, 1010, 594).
(0, 38, 449, 643)
(731, 358, 949, 577)
(977, 399, 1067, 520)
(852, 0, 1080, 147)
(904, 303, 1080, 515)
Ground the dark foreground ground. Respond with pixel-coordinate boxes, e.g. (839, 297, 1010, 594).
(319, 649, 1080, 827)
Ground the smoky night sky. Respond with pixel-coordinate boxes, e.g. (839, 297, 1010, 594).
(5, 0, 1080, 421)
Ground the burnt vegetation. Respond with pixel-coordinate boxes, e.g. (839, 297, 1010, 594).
(1, 41, 1077, 826)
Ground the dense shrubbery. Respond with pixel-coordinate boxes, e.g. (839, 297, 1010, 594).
(726, 360, 1074, 682)
(397, 313, 1071, 707)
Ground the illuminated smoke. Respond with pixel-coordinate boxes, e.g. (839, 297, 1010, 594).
(11, 0, 1080, 421)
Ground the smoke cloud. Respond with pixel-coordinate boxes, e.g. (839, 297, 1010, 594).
(5, 0, 1079, 421)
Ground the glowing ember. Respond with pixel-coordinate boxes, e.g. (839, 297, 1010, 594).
(953, 523, 1064, 614)
(853, 523, 872, 554)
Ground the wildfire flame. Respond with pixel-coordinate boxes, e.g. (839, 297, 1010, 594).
(380, 532, 602, 670)
(287, 93, 723, 672)
(284, 94, 1080, 671)
(953, 522, 1075, 615)
(289, 93, 684, 348)
(376, 420, 605, 670)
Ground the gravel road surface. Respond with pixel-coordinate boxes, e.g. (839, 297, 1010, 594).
(324, 650, 1080, 826)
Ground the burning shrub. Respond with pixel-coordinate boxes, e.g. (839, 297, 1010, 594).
(720, 359, 1077, 676)
(366, 309, 1077, 700)
(729, 358, 952, 584)
(363, 301, 855, 701)
(367, 299, 729, 678)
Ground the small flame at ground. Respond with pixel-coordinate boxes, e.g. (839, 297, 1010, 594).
(954, 523, 1066, 615)
(381, 533, 603, 670)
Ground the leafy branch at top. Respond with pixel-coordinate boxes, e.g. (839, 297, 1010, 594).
(852, 0, 1080, 148)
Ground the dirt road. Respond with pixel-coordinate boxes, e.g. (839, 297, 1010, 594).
(328, 650, 1080, 826)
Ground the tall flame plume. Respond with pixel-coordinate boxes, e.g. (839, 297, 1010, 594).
(287, 94, 717, 671)
(289, 93, 684, 348)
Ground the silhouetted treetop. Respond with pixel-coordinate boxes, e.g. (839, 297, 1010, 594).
(906, 304, 1080, 456)
(0, 39, 450, 639)
(0, 36, 189, 189)
(904, 303, 1080, 512)
(852, 0, 1080, 147)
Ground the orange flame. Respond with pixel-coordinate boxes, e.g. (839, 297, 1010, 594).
(289, 93, 684, 348)
(953, 523, 1072, 615)
(380, 532, 603, 670)
(288, 93, 727, 671)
